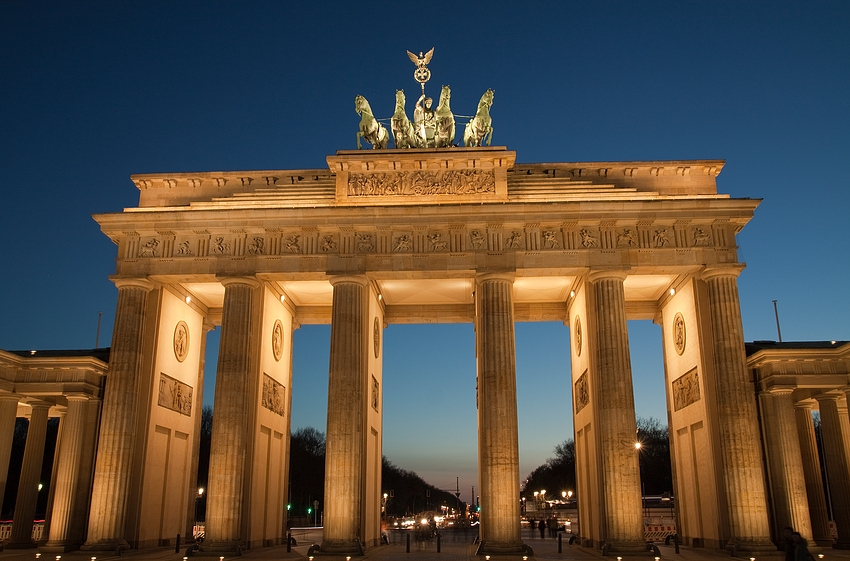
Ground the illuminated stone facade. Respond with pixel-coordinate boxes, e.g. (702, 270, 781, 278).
(8, 145, 844, 555)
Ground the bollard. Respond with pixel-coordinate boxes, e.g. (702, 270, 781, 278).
(287, 532, 292, 553)
(437, 533, 441, 553)
(558, 532, 562, 553)
(406, 532, 410, 553)
(674, 533, 680, 554)
(176, 533, 181, 553)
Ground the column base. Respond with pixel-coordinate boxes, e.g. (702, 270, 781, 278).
(475, 540, 531, 556)
(316, 539, 365, 556)
(41, 542, 82, 553)
(601, 541, 653, 556)
(190, 541, 244, 556)
(726, 540, 782, 557)
(80, 539, 130, 552)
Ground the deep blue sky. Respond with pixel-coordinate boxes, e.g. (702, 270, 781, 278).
(1, 1, 848, 495)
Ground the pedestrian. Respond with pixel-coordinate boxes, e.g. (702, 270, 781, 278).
(791, 532, 813, 561)
(529, 518, 536, 539)
(782, 527, 795, 561)
(538, 519, 546, 539)
(548, 515, 558, 538)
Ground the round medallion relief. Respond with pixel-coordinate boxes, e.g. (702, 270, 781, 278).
(272, 320, 284, 362)
(673, 312, 686, 355)
(574, 316, 582, 357)
(373, 317, 381, 358)
(173, 321, 189, 363)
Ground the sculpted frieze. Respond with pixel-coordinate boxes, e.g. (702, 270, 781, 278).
(347, 169, 495, 197)
(575, 371, 589, 413)
(158, 373, 193, 416)
(247, 237, 265, 255)
(125, 218, 728, 261)
(176, 240, 194, 256)
(261, 373, 285, 417)
(672, 368, 700, 411)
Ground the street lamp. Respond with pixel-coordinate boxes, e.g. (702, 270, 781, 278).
(195, 488, 205, 538)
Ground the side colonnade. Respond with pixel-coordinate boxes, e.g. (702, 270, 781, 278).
(0, 351, 105, 551)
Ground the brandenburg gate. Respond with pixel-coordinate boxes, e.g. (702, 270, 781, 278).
(81, 144, 781, 555)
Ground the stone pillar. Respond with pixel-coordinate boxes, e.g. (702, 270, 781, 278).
(205, 278, 259, 550)
(8, 402, 51, 548)
(588, 271, 644, 552)
(43, 396, 90, 551)
(815, 394, 850, 548)
(758, 389, 812, 540)
(84, 278, 153, 550)
(0, 395, 20, 514)
(795, 403, 832, 545)
(702, 268, 774, 553)
(322, 276, 368, 554)
(475, 273, 524, 554)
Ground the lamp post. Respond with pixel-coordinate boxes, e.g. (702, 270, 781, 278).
(195, 487, 204, 538)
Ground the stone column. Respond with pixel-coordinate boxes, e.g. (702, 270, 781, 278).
(205, 278, 259, 550)
(702, 268, 774, 553)
(84, 278, 153, 550)
(795, 403, 832, 545)
(759, 389, 812, 540)
(475, 273, 524, 554)
(588, 270, 644, 553)
(0, 395, 19, 514)
(8, 402, 51, 548)
(815, 394, 850, 548)
(43, 396, 90, 552)
(322, 276, 368, 554)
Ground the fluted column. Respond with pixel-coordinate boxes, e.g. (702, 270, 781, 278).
(205, 277, 259, 549)
(759, 389, 812, 540)
(43, 396, 90, 551)
(84, 278, 153, 549)
(702, 268, 773, 553)
(8, 402, 51, 547)
(589, 270, 644, 552)
(0, 395, 20, 515)
(815, 394, 850, 548)
(795, 403, 832, 545)
(475, 273, 524, 554)
(322, 276, 368, 554)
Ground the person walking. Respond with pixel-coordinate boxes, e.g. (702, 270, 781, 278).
(538, 519, 546, 539)
(529, 519, 536, 539)
(548, 515, 558, 538)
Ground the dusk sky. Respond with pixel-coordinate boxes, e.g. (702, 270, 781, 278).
(1, 1, 848, 499)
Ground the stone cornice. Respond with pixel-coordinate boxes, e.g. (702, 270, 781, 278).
(124, 150, 726, 208)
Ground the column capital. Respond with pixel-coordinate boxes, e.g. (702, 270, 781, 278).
(814, 392, 843, 404)
(27, 400, 53, 412)
(794, 400, 817, 411)
(587, 269, 628, 283)
(475, 271, 515, 284)
(763, 386, 795, 396)
(110, 277, 155, 291)
(0, 394, 20, 404)
(328, 274, 368, 287)
(701, 265, 745, 281)
(218, 276, 260, 289)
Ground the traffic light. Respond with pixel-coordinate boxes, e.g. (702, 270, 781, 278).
(308, 507, 313, 514)
(287, 504, 291, 511)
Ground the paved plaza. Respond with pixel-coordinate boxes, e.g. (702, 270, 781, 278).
(2, 530, 847, 561)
